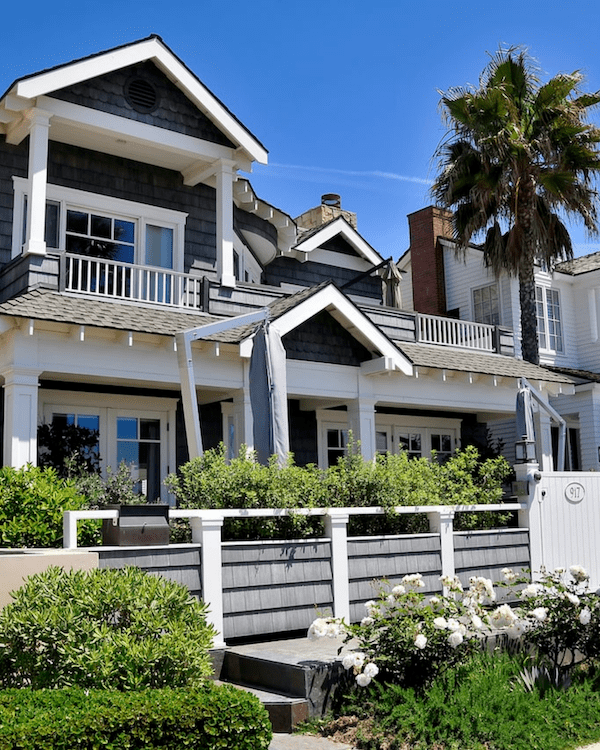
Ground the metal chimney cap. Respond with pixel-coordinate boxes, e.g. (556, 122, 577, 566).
(321, 193, 341, 208)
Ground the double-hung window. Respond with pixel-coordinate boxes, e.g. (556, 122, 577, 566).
(472, 283, 500, 325)
(536, 286, 563, 353)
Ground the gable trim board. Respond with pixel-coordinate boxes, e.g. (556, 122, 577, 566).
(3, 36, 268, 165)
(291, 217, 383, 268)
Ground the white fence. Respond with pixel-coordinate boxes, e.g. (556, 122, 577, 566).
(64, 503, 525, 647)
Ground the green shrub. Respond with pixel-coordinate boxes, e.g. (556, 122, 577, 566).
(333, 652, 600, 750)
(0, 566, 216, 690)
(165, 444, 512, 539)
(0, 684, 272, 750)
(0, 465, 93, 548)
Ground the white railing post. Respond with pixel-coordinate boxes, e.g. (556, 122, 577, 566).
(427, 509, 456, 590)
(515, 462, 542, 580)
(63, 511, 79, 549)
(193, 512, 226, 648)
(325, 510, 350, 622)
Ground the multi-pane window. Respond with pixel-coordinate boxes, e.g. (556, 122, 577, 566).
(117, 417, 161, 501)
(430, 433, 453, 463)
(536, 287, 563, 352)
(51, 412, 100, 466)
(472, 284, 500, 325)
(66, 210, 136, 263)
(397, 432, 422, 459)
(326, 428, 348, 467)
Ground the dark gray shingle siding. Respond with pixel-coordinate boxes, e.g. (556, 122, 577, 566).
(0, 138, 28, 267)
(47, 141, 217, 270)
(51, 61, 235, 147)
(263, 256, 382, 300)
(283, 310, 373, 366)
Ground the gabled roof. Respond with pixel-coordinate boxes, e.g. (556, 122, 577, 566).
(554, 252, 600, 276)
(1, 35, 268, 166)
(290, 216, 383, 268)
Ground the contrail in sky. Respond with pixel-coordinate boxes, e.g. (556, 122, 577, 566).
(268, 162, 433, 186)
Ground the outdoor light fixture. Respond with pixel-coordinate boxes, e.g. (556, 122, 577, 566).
(515, 435, 536, 463)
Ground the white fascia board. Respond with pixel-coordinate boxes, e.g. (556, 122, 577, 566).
(15, 38, 268, 165)
(293, 217, 382, 266)
(269, 285, 413, 375)
(38, 96, 233, 163)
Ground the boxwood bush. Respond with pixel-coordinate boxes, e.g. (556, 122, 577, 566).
(0, 566, 216, 690)
(0, 684, 272, 750)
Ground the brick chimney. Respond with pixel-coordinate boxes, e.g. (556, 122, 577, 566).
(408, 206, 454, 315)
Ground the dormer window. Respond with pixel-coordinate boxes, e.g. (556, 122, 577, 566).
(13, 178, 186, 271)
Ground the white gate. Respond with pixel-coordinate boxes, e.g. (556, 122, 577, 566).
(521, 469, 600, 590)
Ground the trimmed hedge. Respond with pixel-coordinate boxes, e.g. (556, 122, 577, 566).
(0, 684, 273, 750)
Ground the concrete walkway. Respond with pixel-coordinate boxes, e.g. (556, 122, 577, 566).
(269, 734, 354, 750)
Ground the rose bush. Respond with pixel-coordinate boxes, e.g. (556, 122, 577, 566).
(309, 572, 495, 690)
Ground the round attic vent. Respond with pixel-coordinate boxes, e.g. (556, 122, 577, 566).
(125, 77, 159, 113)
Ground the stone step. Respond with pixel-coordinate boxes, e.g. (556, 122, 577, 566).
(212, 636, 354, 733)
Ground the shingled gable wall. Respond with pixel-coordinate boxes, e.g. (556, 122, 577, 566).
(408, 205, 453, 315)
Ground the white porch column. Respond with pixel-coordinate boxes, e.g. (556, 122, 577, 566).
(234, 362, 254, 455)
(347, 397, 377, 461)
(215, 159, 236, 288)
(2, 368, 41, 467)
(23, 109, 52, 257)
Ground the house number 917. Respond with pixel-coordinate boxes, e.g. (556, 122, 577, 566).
(565, 482, 585, 503)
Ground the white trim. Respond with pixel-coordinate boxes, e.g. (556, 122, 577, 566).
(12, 178, 187, 268)
(10, 37, 268, 164)
(265, 284, 413, 375)
(292, 217, 382, 266)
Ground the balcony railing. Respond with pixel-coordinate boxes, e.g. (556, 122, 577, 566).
(61, 253, 205, 309)
(416, 313, 497, 352)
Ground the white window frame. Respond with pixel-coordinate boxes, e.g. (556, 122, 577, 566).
(472, 283, 501, 326)
(233, 234, 262, 284)
(536, 285, 564, 354)
(12, 178, 187, 270)
(316, 410, 461, 467)
(39, 390, 178, 503)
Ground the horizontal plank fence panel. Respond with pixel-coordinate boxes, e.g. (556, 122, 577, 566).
(222, 541, 334, 639)
(454, 529, 530, 584)
(98, 546, 202, 598)
(348, 534, 442, 622)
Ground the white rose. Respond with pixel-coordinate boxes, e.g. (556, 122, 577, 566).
(307, 618, 328, 640)
(392, 584, 406, 596)
(471, 614, 483, 629)
(520, 584, 540, 599)
(356, 673, 371, 687)
(570, 565, 589, 583)
(433, 616, 447, 630)
(414, 634, 427, 650)
(580, 608, 592, 625)
(361, 616, 374, 627)
(363, 662, 379, 679)
(448, 631, 463, 648)
(531, 607, 547, 622)
(506, 621, 527, 639)
(490, 604, 517, 628)
(446, 618, 461, 632)
(566, 593, 580, 606)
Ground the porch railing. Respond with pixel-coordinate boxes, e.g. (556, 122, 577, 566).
(416, 313, 497, 351)
(60, 253, 205, 309)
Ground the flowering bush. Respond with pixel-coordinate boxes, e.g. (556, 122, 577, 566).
(490, 565, 600, 680)
(309, 572, 494, 690)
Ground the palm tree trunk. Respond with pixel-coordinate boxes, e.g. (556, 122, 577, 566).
(519, 258, 539, 364)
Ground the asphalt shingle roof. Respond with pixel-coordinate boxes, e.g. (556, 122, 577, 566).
(0, 288, 578, 385)
(555, 252, 600, 276)
(397, 341, 577, 384)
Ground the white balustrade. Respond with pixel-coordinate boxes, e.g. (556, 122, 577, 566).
(63, 253, 204, 309)
(417, 313, 496, 351)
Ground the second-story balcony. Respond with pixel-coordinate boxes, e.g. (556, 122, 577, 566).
(0, 251, 516, 357)
(60, 253, 206, 310)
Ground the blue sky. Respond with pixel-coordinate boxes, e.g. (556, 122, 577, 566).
(4, 0, 600, 261)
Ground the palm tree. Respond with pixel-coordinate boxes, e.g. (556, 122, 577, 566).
(432, 47, 600, 364)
